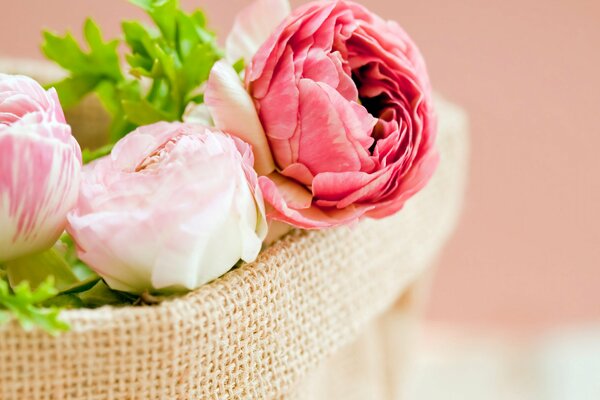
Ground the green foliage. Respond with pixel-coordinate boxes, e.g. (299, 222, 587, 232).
(6, 248, 80, 291)
(0, 277, 70, 335)
(77, 281, 136, 308)
(81, 144, 115, 164)
(42, 0, 223, 159)
(0, 236, 139, 335)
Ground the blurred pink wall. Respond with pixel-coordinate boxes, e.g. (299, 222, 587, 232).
(2, 0, 599, 331)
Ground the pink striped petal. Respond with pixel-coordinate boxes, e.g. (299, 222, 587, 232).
(0, 74, 80, 262)
(0, 124, 81, 261)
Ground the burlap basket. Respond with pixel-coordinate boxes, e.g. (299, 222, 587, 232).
(0, 59, 469, 400)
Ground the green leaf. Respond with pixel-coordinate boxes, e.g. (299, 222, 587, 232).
(232, 58, 245, 74)
(5, 249, 79, 292)
(43, 294, 84, 308)
(41, 31, 88, 71)
(128, 0, 158, 11)
(122, 20, 155, 60)
(58, 234, 82, 267)
(6, 245, 101, 296)
(181, 42, 215, 91)
(122, 99, 172, 125)
(82, 19, 123, 81)
(61, 275, 101, 295)
(44, 0, 224, 144)
(71, 262, 97, 281)
(82, 143, 114, 164)
(77, 281, 133, 308)
(191, 10, 207, 28)
(146, 0, 179, 42)
(42, 22, 122, 81)
(50, 75, 101, 109)
(0, 278, 70, 335)
(175, 12, 201, 59)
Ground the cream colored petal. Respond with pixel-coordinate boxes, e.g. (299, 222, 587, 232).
(225, 0, 291, 63)
(205, 61, 275, 175)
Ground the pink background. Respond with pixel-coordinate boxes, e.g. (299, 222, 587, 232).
(2, 0, 598, 331)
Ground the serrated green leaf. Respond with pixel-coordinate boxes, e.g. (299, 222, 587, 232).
(42, 23, 122, 80)
(83, 20, 122, 80)
(45, 0, 224, 143)
(0, 278, 70, 335)
(42, 31, 88, 71)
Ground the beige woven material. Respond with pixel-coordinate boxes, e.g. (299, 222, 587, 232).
(0, 59, 469, 400)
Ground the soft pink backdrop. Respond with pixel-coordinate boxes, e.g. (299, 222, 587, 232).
(2, 0, 599, 331)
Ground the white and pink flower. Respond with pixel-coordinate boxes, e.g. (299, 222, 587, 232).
(0, 74, 81, 262)
(67, 122, 267, 294)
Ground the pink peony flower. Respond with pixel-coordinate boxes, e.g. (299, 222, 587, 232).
(67, 122, 267, 294)
(0, 74, 81, 262)
(207, 0, 438, 229)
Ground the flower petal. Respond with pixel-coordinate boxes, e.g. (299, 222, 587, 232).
(205, 61, 275, 176)
(0, 124, 81, 262)
(183, 102, 213, 126)
(259, 173, 370, 229)
(225, 0, 291, 63)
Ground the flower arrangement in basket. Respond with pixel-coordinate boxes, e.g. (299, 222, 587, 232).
(0, 1, 474, 398)
(0, 0, 438, 335)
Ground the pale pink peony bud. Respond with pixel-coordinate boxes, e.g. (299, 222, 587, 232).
(67, 122, 267, 294)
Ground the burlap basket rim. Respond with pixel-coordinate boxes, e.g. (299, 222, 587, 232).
(43, 229, 308, 328)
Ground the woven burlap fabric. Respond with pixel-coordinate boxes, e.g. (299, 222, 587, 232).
(0, 59, 469, 400)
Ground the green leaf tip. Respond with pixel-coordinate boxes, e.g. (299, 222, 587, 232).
(0, 277, 70, 336)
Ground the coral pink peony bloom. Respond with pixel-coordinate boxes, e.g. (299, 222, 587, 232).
(0, 74, 81, 262)
(67, 122, 267, 294)
(207, 0, 438, 229)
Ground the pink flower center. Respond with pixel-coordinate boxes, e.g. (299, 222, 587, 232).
(135, 136, 183, 172)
